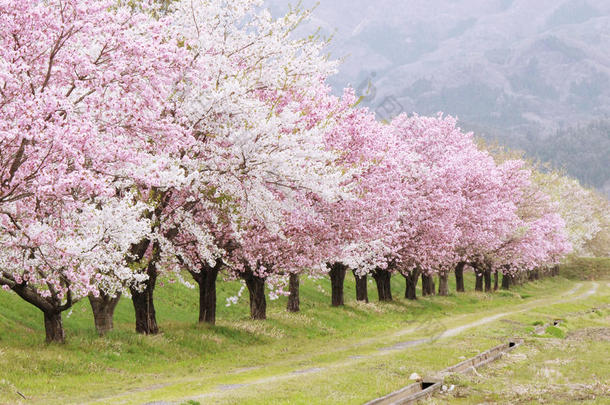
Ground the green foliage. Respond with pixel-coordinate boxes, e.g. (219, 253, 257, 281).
(560, 257, 610, 280)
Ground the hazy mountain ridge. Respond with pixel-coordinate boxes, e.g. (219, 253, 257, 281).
(266, 0, 610, 194)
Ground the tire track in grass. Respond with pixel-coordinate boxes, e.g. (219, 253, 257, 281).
(440, 282, 596, 339)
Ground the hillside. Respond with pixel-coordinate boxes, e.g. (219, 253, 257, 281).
(267, 0, 610, 194)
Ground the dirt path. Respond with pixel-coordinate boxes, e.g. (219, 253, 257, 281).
(440, 282, 597, 339)
(88, 281, 604, 405)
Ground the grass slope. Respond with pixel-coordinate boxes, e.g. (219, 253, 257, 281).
(0, 268, 607, 404)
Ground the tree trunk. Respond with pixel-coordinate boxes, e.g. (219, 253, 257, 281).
(329, 263, 347, 307)
(422, 273, 435, 296)
(44, 311, 65, 344)
(528, 268, 541, 281)
(287, 273, 300, 312)
(131, 275, 159, 335)
(493, 270, 499, 291)
(88, 292, 121, 336)
(421, 273, 428, 296)
(475, 269, 483, 292)
(514, 272, 525, 286)
(501, 273, 511, 290)
(129, 240, 160, 335)
(243, 271, 267, 320)
(372, 268, 392, 301)
(552, 265, 560, 277)
(191, 264, 220, 324)
(455, 262, 466, 292)
(9, 281, 73, 343)
(403, 269, 420, 300)
(438, 271, 449, 296)
(353, 270, 369, 303)
(484, 268, 492, 292)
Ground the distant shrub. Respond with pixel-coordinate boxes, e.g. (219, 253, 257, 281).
(544, 326, 565, 339)
(560, 257, 610, 280)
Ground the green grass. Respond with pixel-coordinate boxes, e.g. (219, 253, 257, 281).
(0, 270, 608, 404)
(440, 292, 610, 404)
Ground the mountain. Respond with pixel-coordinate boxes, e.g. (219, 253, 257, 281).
(266, 0, 610, 194)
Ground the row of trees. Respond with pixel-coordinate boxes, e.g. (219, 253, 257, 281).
(0, 0, 606, 343)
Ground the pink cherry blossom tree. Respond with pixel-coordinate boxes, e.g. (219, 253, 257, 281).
(131, 0, 348, 324)
(477, 160, 572, 290)
(0, 0, 187, 341)
(445, 141, 521, 295)
(319, 91, 406, 305)
(387, 114, 473, 299)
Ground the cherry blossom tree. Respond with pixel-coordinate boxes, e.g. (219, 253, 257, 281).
(479, 160, 572, 290)
(305, 89, 405, 306)
(386, 114, 474, 299)
(533, 170, 603, 257)
(449, 155, 522, 294)
(131, 0, 349, 324)
(0, 0, 188, 341)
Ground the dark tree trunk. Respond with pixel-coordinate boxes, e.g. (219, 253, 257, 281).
(421, 273, 435, 296)
(88, 292, 121, 336)
(501, 273, 511, 290)
(484, 268, 492, 292)
(372, 268, 393, 301)
(514, 272, 524, 286)
(403, 269, 420, 300)
(129, 239, 160, 335)
(551, 265, 560, 277)
(287, 273, 300, 312)
(243, 271, 267, 320)
(528, 268, 541, 281)
(44, 311, 65, 344)
(421, 273, 428, 296)
(455, 262, 466, 292)
(353, 270, 369, 303)
(329, 263, 347, 307)
(131, 270, 159, 334)
(191, 264, 220, 324)
(493, 270, 499, 291)
(10, 282, 71, 343)
(438, 271, 449, 296)
(475, 269, 483, 292)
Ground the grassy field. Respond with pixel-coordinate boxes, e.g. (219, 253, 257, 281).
(0, 263, 608, 404)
